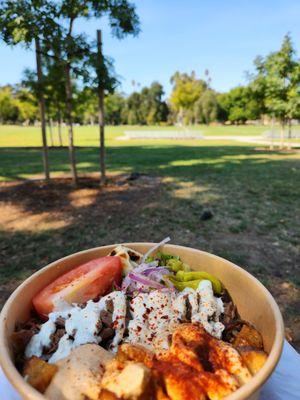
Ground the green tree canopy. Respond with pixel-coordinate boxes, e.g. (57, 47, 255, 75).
(170, 71, 207, 124)
(0, 85, 38, 124)
(105, 93, 126, 125)
(251, 34, 300, 125)
(194, 89, 219, 124)
(218, 86, 261, 124)
(124, 82, 169, 125)
(0, 86, 19, 123)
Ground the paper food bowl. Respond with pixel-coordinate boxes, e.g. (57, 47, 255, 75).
(0, 243, 284, 400)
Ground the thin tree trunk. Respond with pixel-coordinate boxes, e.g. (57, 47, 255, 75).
(65, 63, 78, 185)
(270, 116, 274, 150)
(287, 118, 292, 150)
(288, 119, 292, 139)
(97, 30, 106, 185)
(35, 37, 50, 182)
(49, 117, 54, 147)
(280, 122, 285, 149)
(57, 108, 63, 147)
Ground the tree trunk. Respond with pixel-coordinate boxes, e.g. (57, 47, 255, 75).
(97, 30, 106, 185)
(65, 63, 78, 185)
(49, 118, 54, 147)
(35, 37, 50, 182)
(57, 108, 63, 147)
(270, 116, 274, 150)
(287, 118, 292, 150)
(280, 122, 285, 149)
(288, 119, 292, 139)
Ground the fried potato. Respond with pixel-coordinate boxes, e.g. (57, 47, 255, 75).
(233, 324, 263, 349)
(23, 356, 57, 393)
(202, 369, 239, 400)
(164, 373, 206, 400)
(99, 389, 120, 400)
(155, 384, 171, 400)
(117, 343, 155, 368)
(101, 359, 152, 400)
(169, 323, 251, 387)
(153, 359, 206, 400)
(237, 346, 268, 375)
(169, 323, 206, 372)
(209, 339, 252, 386)
(116, 323, 264, 400)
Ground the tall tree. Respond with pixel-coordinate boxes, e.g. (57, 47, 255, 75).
(141, 82, 169, 125)
(251, 34, 300, 146)
(170, 71, 207, 124)
(0, 86, 18, 123)
(43, 57, 67, 146)
(0, 0, 58, 181)
(15, 86, 38, 125)
(105, 93, 126, 125)
(217, 86, 261, 124)
(194, 89, 219, 125)
(97, 30, 105, 184)
(124, 82, 169, 125)
(35, 36, 51, 166)
(51, 0, 140, 184)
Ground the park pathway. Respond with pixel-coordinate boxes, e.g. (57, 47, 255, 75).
(206, 135, 299, 148)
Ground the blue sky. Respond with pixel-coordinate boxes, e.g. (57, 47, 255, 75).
(0, 0, 300, 96)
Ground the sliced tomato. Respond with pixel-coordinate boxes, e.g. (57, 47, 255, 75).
(33, 256, 122, 318)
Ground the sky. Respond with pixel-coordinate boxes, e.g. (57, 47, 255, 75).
(0, 0, 300, 96)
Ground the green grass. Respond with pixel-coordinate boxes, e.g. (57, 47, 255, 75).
(1, 145, 299, 290)
(0, 124, 269, 148)
(1, 141, 287, 181)
(0, 123, 290, 181)
(0, 125, 300, 348)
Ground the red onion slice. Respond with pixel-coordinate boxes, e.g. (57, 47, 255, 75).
(128, 272, 165, 289)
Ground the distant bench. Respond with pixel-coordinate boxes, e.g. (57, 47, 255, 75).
(124, 130, 203, 140)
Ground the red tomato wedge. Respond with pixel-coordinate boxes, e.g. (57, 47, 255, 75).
(33, 256, 122, 318)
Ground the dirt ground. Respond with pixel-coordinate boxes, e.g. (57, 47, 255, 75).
(0, 174, 299, 351)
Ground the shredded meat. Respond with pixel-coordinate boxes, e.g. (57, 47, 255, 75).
(12, 316, 42, 369)
(100, 309, 113, 326)
(44, 328, 66, 356)
(11, 329, 36, 355)
(220, 300, 237, 327)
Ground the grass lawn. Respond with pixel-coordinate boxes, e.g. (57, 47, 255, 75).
(0, 124, 268, 148)
(0, 125, 299, 349)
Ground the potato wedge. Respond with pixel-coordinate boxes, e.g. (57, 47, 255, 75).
(99, 389, 120, 400)
(237, 346, 268, 375)
(233, 324, 263, 349)
(23, 356, 57, 393)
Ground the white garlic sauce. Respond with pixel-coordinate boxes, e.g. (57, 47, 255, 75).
(127, 280, 224, 353)
(25, 291, 126, 363)
(25, 280, 224, 362)
(127, 291, 179, 352)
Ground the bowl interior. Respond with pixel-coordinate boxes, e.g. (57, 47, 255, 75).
(0, 243, 284, 400)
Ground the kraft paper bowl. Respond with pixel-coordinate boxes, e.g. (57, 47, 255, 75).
(0, 243, 284, 400)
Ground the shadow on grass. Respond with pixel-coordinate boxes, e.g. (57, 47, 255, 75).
(0, 146, 300, 348)
(0, 145, 298, 181)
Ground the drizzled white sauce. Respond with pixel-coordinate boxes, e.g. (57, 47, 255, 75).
(25, 280, 224, 361)
(191, 280, 224, 338)
(25, 291, 126, 363)
(127, 280, 225, 352)
(127, 291, 179, 352)
(107, 291, 127, 350)
(25, 317, 57, 358)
